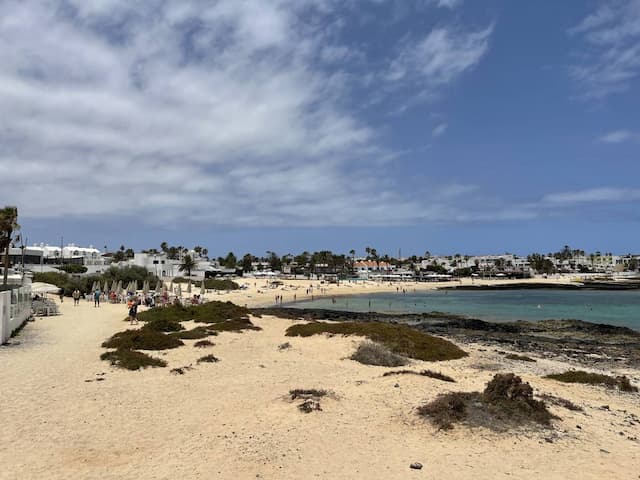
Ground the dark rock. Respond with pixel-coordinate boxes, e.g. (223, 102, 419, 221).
(410, 462, 423, 470)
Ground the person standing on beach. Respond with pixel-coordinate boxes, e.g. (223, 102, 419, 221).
(72, 289, 80, 306)
(94, 288, 101, 307)
(128, 301, 138, 325)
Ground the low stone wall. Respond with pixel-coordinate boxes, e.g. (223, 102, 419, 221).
(0, 285, 32, 344)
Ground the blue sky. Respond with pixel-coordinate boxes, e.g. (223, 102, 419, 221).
(2, 0, 639, 257)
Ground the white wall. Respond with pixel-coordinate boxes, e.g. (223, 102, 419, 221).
(1, 286, 32, 344)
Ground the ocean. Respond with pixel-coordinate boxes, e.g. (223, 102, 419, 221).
(289, 289, 640, 330)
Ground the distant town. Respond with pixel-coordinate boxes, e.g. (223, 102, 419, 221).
(7, 243, 640, 282)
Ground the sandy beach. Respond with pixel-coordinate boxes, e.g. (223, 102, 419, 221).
(221, 276, 579, 308)
(1, 284, 638, 480)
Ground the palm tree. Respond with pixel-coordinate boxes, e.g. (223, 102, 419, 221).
(1, 206, 19, 287)
(179, 254, 197, 278)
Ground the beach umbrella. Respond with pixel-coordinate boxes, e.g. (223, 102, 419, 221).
(103, 281, 109, 292)
(116, 280, 122, 293)
(111, 280, 117, 293)
(31, 282, 63, 294)
(155, 280, 162, 292)
(169, 280, 174, 293)
(143, 281, 149, 295)
(91, 281, 97, 292)
(187, 281, 192, 294)
(176, 283, 182, 297)
(200, 280, 206, 296)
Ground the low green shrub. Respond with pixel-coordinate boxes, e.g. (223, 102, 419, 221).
(102, 329, 184, 350)
(286, 321, 467, 362)
(194, 339, 214, 348)
(383, 369, 455, 382)
(350, 341, 409, 367)
(100, 350, 167, 370)
(56, 264, 88, 274)
(418, 373, 556, 431)
(504, 353, 537, 362)
(137, 301, 251, 324)
(545, 371, 638, 392)
(169, 327, 212, 340)
(290, 389, 328, 400)
(206, 318, 261, 332)
(142, 318, 185, 333)
(197, 354, 219, 363)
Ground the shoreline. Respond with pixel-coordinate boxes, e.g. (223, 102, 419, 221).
(2, 282, 639, 479)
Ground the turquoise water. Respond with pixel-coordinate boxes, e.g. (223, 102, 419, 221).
(290, 289, 640, 330)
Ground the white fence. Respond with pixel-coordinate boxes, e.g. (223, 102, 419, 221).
(0, 285, 32, 344)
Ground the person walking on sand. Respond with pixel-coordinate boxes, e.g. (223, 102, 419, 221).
(72, 289, 80, 306)
(128, 301, 138, 325)
(94, 288, 101, 307)
(59, 289, 64, 303)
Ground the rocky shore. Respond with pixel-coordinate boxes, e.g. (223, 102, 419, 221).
(254, 307, 640, 368)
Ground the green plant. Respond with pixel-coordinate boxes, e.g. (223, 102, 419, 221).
(418, 373, 556, 431)
(137, 301, 251, 324)
(545, 371, 638, 392)
(350, 341, 409, 367)
(56, 264, 88, 274)
(142, 318, 185, 333)
(383, 369, 455, 382)
(100, 350, 167, 370)
(194, 339, 214, 348)
(286, 321, 467, 362)
(197, 354, 219, 363)
(169, 327, 212, 340)
(290, 389, 328, 400)
(101, 329, 184, 350)
(504, 353, 536, 362)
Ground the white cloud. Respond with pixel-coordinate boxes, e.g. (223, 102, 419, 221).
(599, 130, 636, 143)
(0, 0, 497, 227)
(386, 24, 493, 92)
(569, 0, 640, 98)
(542, 187, 640, 205)
(432, 123, 448, 137)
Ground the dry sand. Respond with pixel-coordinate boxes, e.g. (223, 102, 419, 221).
(1, 286, 638, 479)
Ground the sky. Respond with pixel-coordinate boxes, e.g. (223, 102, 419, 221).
(1, 0, 640, 257)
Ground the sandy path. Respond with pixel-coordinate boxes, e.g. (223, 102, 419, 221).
(0, 297, 638, 479)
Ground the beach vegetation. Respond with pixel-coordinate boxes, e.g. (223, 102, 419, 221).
(537, 394, 583, 412)
(33, 265, 158, 296)
(418, 373, 556, 431)
(504, 353, 537, 362)
(278, 341, 292, 350)
(545, 371, 638, 392)
(382, 369, 455, 382)
(285, 321, 467, 362)
(298, 400, 322, 413)
(102, 329, 184, 350)
(290, 389, 328, 413)
(197, 354, 219, 363)
(194, 339, 215, 348)
(290, 389, 328, 400)
(169, 326, 212, 339)
(137, 301, 250, 324)
(100, 349, 167, 370)
(55, 264, 88, 274)
(350, 341, 409, 367)
(142, 318, 185, 333)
